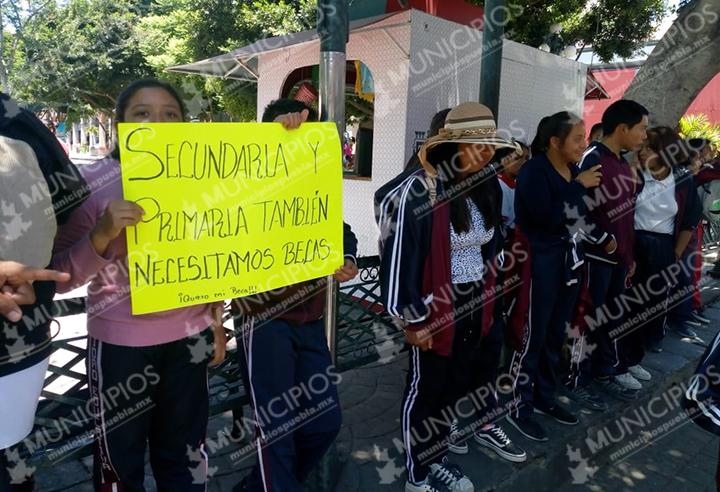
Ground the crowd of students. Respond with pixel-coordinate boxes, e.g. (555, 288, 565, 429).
(376, 99, 720, 492)
(2, 78, 720, 492)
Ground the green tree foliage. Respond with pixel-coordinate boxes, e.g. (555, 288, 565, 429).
(679, 114, 720, 151)
(0, 0, 52, 95)
(469, 0, 668, 62)
(10, 0, 670, 119)
(195, 0, 316, 121)
(137, 0, 316, 120)
(12, 0, 152, 120)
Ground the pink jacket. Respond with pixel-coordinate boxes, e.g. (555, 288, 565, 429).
(52, 158, 218, 347)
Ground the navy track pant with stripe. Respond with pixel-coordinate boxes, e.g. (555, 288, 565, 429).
(87, 329, 213, 492)
(618, 231, 676, 372)
(402, 282, 488, 484)
(510, 247, 580, 419)
(236, 318, 341, 492)
(668, 244, 698, 327)
(568, 261, 627, 388)
(402, 346, 451, 484)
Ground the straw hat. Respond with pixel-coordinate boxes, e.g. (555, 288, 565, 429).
(418, 102, 520, 175)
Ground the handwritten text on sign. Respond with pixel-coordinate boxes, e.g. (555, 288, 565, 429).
(118, 122, 343, 315)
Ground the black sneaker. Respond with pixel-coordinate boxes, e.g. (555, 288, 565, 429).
(673, 323, 697, 338)
(595, 376, 638, 401)
(647, 339, 663, 353)
(447, 419, 468, 455)
(692, 311, 711, 325)
(505, 413, 548, 442)
(534, 404, 579, 425)
(7, 479, 35, 492)
(565, 385, 608, 412)
(474, 425, 527, 462)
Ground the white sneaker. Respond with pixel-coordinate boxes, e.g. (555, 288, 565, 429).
(405, 478, 451, 492)
(628, 365, 652, 381)
(430, 459, 474, 492)
(614, 372, 642, 390)
(447, 419, 468, 455)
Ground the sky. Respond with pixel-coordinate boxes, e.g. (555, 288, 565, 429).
(655, 0, 681, 38)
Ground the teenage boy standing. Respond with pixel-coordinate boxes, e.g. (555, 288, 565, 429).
(570, 100, 649, 405)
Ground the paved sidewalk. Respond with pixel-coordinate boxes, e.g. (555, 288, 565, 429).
(334, 296, 720, 492)
(557, 409, 718, 492)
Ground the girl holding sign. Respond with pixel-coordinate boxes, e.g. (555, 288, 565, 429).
(52, 79, 226, 492)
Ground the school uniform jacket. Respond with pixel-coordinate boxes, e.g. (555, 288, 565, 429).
(0, 93, 88, 377)
(580, 142, 641, 269)
(685, 331, 720, 436)
(374, 167, 501, 357)
(570, 163, 702, 340)
(505, 154, 610, 349)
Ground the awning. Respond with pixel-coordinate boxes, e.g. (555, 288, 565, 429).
(585, 70, 610, 99)
(166, 12, 408, 82)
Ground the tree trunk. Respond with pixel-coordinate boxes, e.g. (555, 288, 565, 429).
(624, 0, 720, 126)
(0, 8, 10, 94)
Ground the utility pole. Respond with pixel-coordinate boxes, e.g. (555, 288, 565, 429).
(479, 0, 506, 117)
(318, 0, 348, 366)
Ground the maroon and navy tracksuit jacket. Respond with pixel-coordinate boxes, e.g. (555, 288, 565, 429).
(566, 142, 641, 383)
(579, 142, 639, 269)
(508, 154, 610, 416)
(375, 167, 500, 356)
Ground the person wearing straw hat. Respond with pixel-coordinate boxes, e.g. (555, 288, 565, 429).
(375, 102, 524, 492)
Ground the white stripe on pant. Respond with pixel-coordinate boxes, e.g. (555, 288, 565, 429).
(88, 337, 120, 485)
(242, 317, 270, 492)
(402, 346, 421, 484)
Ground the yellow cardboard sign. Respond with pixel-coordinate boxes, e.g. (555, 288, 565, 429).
(118, 122, 343, 315)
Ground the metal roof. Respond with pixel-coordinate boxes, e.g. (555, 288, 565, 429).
(166, 12, 408, 81)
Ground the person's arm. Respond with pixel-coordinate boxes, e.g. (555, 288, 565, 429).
(674, 230, 694, 260)
(52, 197, 143, 293)
(675, 174, 703, 258)
(335, 221, 359, 282)
(516, 162, 587, 232)
(378, 177, 431, 325)
(577, 151, 616, 252)
(209, 303, 226, 366)
(342, 221, 358, 263)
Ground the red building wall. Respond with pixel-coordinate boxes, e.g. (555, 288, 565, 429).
(385, 0, 485, 27)
(584, 68, 720, 133)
